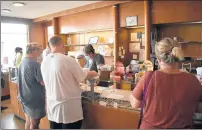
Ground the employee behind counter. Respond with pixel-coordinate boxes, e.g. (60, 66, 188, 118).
(83, 44, 109, 87)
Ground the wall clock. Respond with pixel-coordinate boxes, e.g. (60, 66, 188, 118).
(126, 16, 138, 27)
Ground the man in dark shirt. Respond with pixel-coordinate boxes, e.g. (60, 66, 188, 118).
(84, 44, 105, 72)
(18, 43, 45, 129)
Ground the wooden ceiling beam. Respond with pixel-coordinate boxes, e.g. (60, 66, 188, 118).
(33, 1, 131, 22)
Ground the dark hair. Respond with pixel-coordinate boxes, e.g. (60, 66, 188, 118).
(84, 44, 95, 54)
(49, 36, 63, 46)
(15, 47, 22, 53)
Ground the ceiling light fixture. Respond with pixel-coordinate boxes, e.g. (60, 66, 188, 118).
(12, 2, 26, 7)
(2, 9, 11, 13)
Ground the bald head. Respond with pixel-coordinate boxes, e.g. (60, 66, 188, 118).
(48, 35, 65, 54)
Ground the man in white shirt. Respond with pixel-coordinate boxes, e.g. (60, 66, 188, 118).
(41, 36, 98, 129)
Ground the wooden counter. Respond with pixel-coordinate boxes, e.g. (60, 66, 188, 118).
(9, 81, 140, 129)
(2, 72, 10, 97)
(82, 101, 139, 129)
(9, 80, 202, 129)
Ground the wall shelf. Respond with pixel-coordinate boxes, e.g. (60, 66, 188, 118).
(179, 41, 202, 44)
(65, 43, 114, 47)
(61, 28, 113, 35)
(125, 25, 145, 29)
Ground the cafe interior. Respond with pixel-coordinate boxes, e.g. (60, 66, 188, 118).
(1, 0, 202, 129)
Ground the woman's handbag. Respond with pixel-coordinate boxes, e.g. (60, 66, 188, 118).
(138, 71, 154, 128)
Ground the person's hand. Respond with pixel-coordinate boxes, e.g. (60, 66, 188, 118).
(85, 71, 99, 80)
(83, 68, 90, 72)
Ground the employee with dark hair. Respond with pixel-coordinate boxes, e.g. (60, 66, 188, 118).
(84, 44, 105, 72)
(84, 44, 110, 87)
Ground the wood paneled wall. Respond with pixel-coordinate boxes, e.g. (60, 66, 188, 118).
(119, 1, 144, 27)
(157, 23, 202, 58)
(31, 0, 202, 61)
(128, 28, 145, 61)
(66, 31, 114, 65)
(157, 23, 202, 42)
(118, 28, 129, 55)
(152, 1, 202, 24)
(58, 6, 113, 33)
(67, 31, 113, 51)
(117, 27, 146, 61)
(29, 23, 46, 49)
(181, 43, 202, 58)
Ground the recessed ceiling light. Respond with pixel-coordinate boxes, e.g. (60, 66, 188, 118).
(12, 2, 26, 7)
(2, 9, 11, 13)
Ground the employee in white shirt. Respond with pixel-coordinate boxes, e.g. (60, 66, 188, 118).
(41, 35, 98, 129)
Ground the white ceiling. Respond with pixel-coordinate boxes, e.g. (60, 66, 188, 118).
(1, 1, 99, 19)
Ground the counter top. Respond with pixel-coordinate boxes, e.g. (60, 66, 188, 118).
(80, 83, 140, 111)
(80, 83, 131, 101)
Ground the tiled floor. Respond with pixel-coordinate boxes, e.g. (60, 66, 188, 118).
(1, 99, 25, 129)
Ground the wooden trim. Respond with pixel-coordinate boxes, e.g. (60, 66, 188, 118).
(52, 17, 59, 35)
(113, 4, 119, 65)
(140, 32, 145, 49)
(43, 21, 52, 26)
(33, 1, 130, 22)
(43, 24, 48, 48)
(144, 0, 151, 60)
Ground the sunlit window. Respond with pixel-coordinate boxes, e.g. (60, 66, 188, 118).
(1, 23, 28, 68)
(47, 26, 54, 40)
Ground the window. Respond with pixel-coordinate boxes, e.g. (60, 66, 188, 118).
(47, 26, 54, 40)
(1, 23, 28, 67)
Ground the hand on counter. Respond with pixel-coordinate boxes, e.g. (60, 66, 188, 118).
(83, 68, 99, 80)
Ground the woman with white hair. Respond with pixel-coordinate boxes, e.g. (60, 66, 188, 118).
(130, 37, 202, 129)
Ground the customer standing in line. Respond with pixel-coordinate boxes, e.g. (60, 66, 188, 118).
(14, 47, 23, 68)
(18, 43, 46, 129)
(41, 36, 98, 129)
(130, 37, 202, 129)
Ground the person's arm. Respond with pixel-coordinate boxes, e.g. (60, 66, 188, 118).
(39, 81, 44, 87)
(130, 74, 147, 109)
(69, 58, 97, 83)
(95, 55, 105, 69)
(130, 94, 141, 108)
(84, 60, 89, 68)
(86, 70, 98, 80)
(34, 63, 45, 87)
